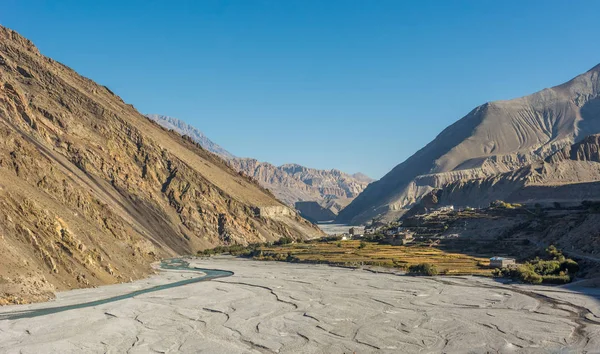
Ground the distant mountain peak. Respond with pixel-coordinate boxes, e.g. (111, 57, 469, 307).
(145, 114, 236, 159)
(352, 172, 374, 183)
(147, 114, 373, 217)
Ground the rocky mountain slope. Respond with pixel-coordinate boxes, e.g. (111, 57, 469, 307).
(228, 159, 371, 206)
(147, 114, 372, 218)
(338, 63, 600, 224)
(423, 134, 600, 208)
(0, 26, 322, 304)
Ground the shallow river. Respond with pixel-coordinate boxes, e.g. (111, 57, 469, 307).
(0, 258, 232, 321)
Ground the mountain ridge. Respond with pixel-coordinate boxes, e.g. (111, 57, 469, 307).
(145, 114, 235, 159)
(146, 114, 373, 212)
(338, 63, 600, 224)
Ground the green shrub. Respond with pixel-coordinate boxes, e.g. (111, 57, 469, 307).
(532, 260, 561, 276)
(408, 263, 438, 276)
(546, 245, 565, 261)
(541, 274, 571, 284)
(490, 200, 522, 209)
(318, 235, 342, 242)
(515, 265, 543, 284)
(560, 259, 579, 274)
(274, 236, 293, 246)
(286, 252, 297, 262)
(493, 246, 579, 284)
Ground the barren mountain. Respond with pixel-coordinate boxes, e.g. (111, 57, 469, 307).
(147, 114, 372, 218)
(0, 26, 322, 304)
(338, 63, 600, 224)
(228, 159, 371, 205)
(422, 133, 600, 209)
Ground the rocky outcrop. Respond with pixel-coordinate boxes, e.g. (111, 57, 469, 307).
(146, 115, 373, 212)
(339, 63, 600, 224)
(415, 134, 600, 209)
(230, 159, 372, 206)
(547, 134, 600, 163)
(0, 26, 323, 304)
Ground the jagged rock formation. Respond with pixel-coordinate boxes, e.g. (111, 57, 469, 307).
(147, 114, 372, 218)
(338, 63, 600, 224)
(228, 159, 371, 205)
(0, 26, 323, 304)
(411, 134, 600, 210)
(547, 133, 600, 164)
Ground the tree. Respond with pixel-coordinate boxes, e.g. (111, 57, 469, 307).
(408, 263, 438, 276)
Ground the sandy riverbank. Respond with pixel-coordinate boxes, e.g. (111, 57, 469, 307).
(1, 256, 599, 353)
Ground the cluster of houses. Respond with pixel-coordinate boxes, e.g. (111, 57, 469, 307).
(338, 225, 415, 245)
(380, 226, 414, 245)
(337, 220, 516, 269)
(436, 205, 455, 212)
(339, 227, 365, 241)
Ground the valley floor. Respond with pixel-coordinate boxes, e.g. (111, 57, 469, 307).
(1, 257, 600, 353)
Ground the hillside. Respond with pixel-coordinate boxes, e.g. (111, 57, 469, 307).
(147, 114, 372, 217)
(0, 26, 322, 304)
(422, 134, 600, 208)
(338, 63, 600, 224)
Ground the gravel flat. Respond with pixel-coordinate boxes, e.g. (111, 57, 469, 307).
(1, 257, 599, 353)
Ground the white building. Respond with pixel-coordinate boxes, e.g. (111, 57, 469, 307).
(438, 205, 455, 212)
(490, 257, 516, 268)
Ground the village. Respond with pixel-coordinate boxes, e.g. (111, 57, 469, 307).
(332, 204, 519, 269)
(202, 200, 581, 283)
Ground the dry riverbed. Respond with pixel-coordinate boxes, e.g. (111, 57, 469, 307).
(1, 257, 599, 353)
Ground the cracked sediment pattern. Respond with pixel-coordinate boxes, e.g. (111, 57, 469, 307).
(1, 258, 600, 353)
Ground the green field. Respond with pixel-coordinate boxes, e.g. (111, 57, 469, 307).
(253, 240, 492, 275)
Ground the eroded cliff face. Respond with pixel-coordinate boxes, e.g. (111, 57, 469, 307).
(339, 64, 600, 224)
(547, 134, 600, 163)
(0, 26, 322, 304)
(230, 159, 371, 205)
(417, 134, 600, 209)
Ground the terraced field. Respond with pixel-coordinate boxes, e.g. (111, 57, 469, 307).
(255, 241, 492, 275)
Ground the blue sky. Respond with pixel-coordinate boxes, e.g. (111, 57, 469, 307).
(2, 1, 600, 179)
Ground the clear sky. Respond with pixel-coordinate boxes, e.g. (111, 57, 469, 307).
(2, 1, 600, 179)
